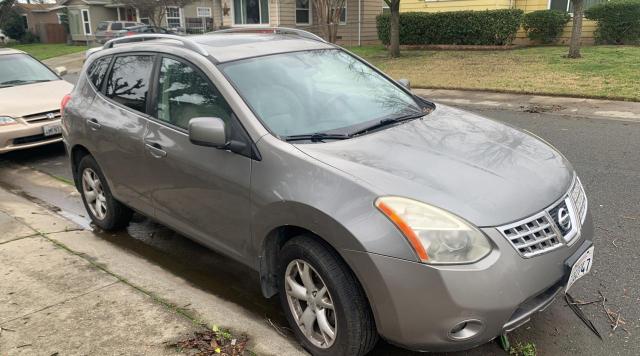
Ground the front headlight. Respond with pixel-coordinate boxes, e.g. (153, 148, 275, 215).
(0, 116, 17, 126)
(375, 196, 492, 264)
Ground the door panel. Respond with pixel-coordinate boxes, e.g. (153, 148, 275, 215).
(86, 54, 155, 215)
(144, 121, 252, 258)
(143, 56, 253, 259)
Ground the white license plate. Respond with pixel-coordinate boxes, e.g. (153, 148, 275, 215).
(43, 123, 62, 137)
(566, 246, 594, 292)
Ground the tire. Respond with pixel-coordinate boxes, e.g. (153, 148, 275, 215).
(278, 236, 378, 356)
(77, 155, 132, 230)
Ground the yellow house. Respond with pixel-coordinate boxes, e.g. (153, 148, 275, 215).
(399, 0, 605, 45)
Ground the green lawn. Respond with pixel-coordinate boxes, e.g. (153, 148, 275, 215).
(8, 43, 88, 60)
(347, 45, 640, 101)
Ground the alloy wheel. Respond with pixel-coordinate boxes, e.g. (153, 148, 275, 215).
(82, 168, 107, 220)
(285, 259, 337, 349)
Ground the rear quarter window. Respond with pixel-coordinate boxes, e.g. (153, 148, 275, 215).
(87, 55, 112, 90)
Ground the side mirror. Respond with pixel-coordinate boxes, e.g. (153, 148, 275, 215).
(55, 66, 67, 76)
(189, 117, 227, 148)
(398, 78, 411, 90)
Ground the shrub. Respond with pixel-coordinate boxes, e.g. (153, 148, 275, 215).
(586, 0, 640, 44)
(21, 31, 40, 43)
(522, 10, 570, 44)
(0, 10, 25, 41)
(376, 9, 523, 46)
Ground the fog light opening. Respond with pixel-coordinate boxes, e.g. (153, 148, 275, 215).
(448, 319, 484, 341)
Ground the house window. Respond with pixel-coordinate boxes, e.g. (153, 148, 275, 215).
(81, 9, 91, 35)
(233, 0, 269, 25)
(331, 2, 347, 24)
(382, 1, 390, 15)
(166, 7, 182, 29)
(21, 15, 28, 29)
(197, 7, 212, 17)
(296, 0, 310, 25)
(549, 0, 608, 12)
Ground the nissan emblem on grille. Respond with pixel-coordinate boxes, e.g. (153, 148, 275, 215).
(557, 207, 571, 231)
(549, 201, 573, 236)
(46, 112, 55, 120)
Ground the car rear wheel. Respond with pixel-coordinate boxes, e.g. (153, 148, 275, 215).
(78, 155, 132, 230)
(278, 236, 378, 356)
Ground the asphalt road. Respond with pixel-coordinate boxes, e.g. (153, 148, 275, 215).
(1, 105, 638, 355)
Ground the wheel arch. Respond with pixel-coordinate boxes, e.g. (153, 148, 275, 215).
(70, 144, 92, 190)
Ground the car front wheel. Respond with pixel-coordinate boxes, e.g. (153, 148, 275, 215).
(278, 236, 378, 356)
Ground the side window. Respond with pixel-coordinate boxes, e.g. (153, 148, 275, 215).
(106, 55, 154, 113)
(87, 55, 111, 90)
(156, 57, 234, 130)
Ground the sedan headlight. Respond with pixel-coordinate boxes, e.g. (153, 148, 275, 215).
(0, 116, 17, 126)
(375, 196, 492, 264)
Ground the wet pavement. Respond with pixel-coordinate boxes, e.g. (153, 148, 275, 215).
(0, 107, 638, 355)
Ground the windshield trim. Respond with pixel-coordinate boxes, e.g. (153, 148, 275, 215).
(216, 48, 432, 142)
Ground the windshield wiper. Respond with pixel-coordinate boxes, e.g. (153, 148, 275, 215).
(0, 79, 51, 87)
(284, 132, 351, 142)
(350, 111, 425, 137)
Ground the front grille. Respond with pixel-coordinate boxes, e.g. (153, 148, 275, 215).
(13, 133, 62, 145)
(22, 110, 60, 123)
(499, 175, 588, 258)
(570, 177, 588, 223)
(501, 212, 563, 257)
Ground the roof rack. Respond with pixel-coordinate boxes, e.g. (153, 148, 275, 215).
(213, 27, 326, 43)
(102, 34, 209, 56)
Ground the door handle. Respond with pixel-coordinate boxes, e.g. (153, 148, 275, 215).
(87, 118, 102, 130)
(145, 142, 167, 158)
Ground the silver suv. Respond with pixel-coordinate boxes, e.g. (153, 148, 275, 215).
(62, 30, 595, 355)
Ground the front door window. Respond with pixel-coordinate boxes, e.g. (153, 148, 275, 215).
(234, 0, 269, 25)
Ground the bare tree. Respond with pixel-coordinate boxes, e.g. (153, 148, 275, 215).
(567, 0, 584, 58)
(384, 0, 400, 58)
(312, 0, 346, 43)
(120, 0, 193, 27)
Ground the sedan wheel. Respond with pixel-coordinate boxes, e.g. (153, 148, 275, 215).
(285, 259, 337, 348)
(82, 168, 107, 220)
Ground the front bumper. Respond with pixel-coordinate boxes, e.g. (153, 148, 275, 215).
(342, 213, 594, 352)
(0, 119, 63, 154)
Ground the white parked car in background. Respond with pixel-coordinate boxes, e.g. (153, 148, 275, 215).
(0, 48, 73, 153)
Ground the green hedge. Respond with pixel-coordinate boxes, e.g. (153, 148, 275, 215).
(586, 0, 640, 44)
(376, 10, 524, 46)
(523, 10, 570, 44)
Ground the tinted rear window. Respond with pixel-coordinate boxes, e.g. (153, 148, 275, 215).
(87, 55, 111, 89)
(106, 55, 154, 113)
(97, 22, 108, 31)
(111, 23, 123, 30)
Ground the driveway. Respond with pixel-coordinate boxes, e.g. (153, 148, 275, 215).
(0, 105, 637, 355)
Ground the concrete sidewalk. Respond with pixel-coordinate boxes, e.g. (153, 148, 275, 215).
(415, 89, 640, 123)
(0, 185, 304, 356)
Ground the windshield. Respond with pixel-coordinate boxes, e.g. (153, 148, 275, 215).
(0, 54, 59, 88)
(220, 49, 421, 137)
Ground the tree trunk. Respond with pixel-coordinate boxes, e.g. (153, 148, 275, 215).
(389, 0, 400, 58)
(568, 0, 584, 59)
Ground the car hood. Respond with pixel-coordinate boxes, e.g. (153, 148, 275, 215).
(295, 104, 573, 227)
(0, 80, 74, 118)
